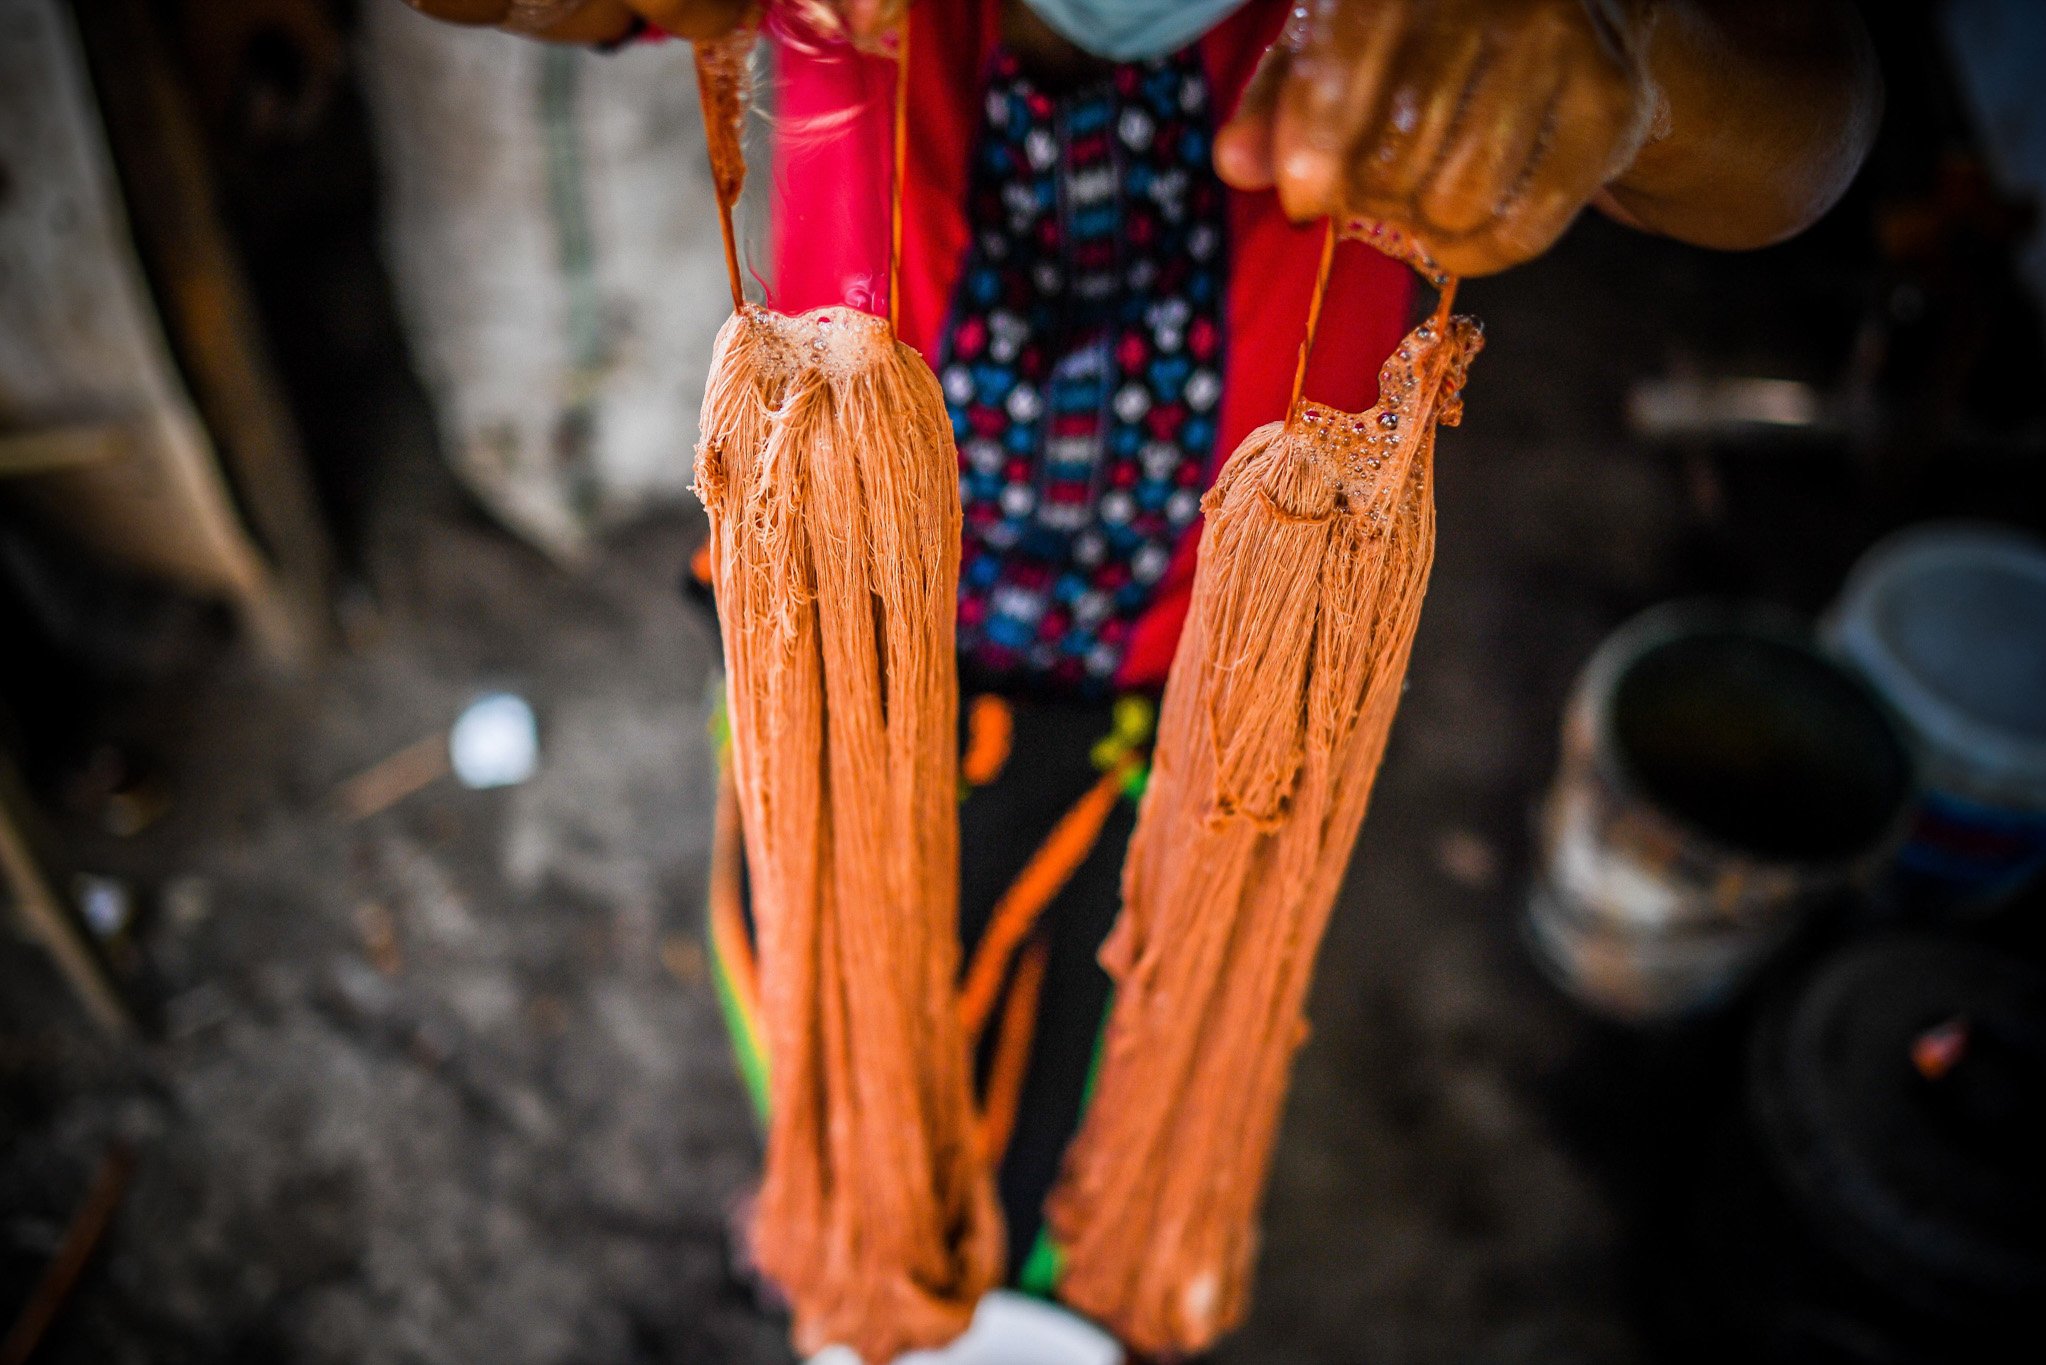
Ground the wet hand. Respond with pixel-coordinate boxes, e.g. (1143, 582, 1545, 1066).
(402, 0, 753, 43)
(1215, 0, 1663, 276)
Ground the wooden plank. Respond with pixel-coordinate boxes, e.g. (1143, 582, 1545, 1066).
(0, 423, 130, 479)
(70, 0, 334, 664)
(0, 0, 305, 664)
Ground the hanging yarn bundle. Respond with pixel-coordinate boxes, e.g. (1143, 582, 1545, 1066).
(689, 25, 1002, 1362)
(1046, 228, 1483, 1357)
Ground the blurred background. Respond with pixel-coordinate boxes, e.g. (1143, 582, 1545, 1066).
(2, 1, 2042, 1362)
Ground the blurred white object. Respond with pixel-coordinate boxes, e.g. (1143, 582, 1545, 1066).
(807, 1292, 1121, 1365)
(450, 693, 540, 790)
(1626, 376, 1826, 439)
(75, 874, 133, 939)
(357, 5, 734, 559)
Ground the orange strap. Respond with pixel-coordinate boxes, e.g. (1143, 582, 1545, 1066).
(975, 937, 1049, 1165)
(961, 694, 1015, 787)
(958, 753, 1140, 1048)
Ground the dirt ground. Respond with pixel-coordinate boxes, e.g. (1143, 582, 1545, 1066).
(4, 26, 2043, 1361)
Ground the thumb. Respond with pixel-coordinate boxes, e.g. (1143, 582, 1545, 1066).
(841, 0, 906, 43)
(1215, 42, 1291, 190)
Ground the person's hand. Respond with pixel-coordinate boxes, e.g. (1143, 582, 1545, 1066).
(402, 0, 752, 43)
(1216, 0, 1662, 276)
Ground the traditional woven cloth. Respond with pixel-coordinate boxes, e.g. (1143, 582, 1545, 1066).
(940, 47, 1227, 692)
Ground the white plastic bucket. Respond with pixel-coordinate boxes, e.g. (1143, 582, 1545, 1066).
(807, 1292, 1121, 1365)
(1825, 523, 2046, 911)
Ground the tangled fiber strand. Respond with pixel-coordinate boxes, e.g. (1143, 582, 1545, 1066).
(1045, 294, 1483, 1357)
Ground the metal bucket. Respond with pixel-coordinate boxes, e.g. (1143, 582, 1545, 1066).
(1527, 604, 1914, 1021)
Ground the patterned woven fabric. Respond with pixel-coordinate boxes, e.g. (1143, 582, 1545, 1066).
(940, 46, 1228, 693)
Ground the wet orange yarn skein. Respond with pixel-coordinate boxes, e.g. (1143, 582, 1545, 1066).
(1047, 230, 1483, 1357)
(690, 27, 1002, 1363)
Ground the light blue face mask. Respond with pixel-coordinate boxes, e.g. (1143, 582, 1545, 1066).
(1020, 0, 1253, 62)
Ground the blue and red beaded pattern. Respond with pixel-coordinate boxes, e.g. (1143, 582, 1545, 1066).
(939, 46, 1228, 693)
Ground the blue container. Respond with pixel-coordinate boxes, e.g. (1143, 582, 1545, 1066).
(1826, 524, 2046, 911)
